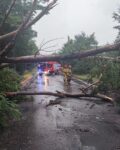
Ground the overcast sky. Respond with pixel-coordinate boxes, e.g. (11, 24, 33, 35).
(33, 0, 120, 52)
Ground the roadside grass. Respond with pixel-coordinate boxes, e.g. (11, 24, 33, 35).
(22, 71, 32, 81)
(21, 68, 36, 83)
(75, 74, 98, 83)
(19, 68, 36, 102)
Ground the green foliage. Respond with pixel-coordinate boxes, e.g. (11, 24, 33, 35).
(60, 32, 98, 55)
(60, 32, 98, 75)
(0, 68, 20, 92)
(74, 32, 98, 51)
(60, 30, 120, 92)
(70, 59, 95, 75)
(0, 0, 53, 128)
(0, 95, 21, 128)
(0, 69, 21, 128)
(90, 61, 120, 91)
(0, 0, 43, 73)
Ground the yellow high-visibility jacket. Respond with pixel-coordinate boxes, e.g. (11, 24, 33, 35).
(62, 67, 72, 77)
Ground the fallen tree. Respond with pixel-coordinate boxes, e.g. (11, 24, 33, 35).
(0, 42, 120, 63)
(5, 72, 114, 104)
(6, 90, 114, 103)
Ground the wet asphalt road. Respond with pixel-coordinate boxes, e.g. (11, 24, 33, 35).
(0, 75, 120, 150)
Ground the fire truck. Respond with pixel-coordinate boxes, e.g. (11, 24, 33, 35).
(39, 61, 61, 75)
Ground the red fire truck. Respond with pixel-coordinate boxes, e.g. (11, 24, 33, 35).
(40, 61, 61, 75)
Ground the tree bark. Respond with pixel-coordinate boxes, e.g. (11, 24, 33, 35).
(96, 93, 114, 103)
(0, 42, 120, 63)
(6, 91, 87, 98)
(6, 90, 114, 103)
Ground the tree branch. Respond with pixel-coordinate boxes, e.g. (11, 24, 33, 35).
(25, 0, 58, 29)
(0, 0, 58, 42)
(35, 37, 63, 56)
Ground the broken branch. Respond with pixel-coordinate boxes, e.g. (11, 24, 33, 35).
(79, 74, 102, 94)
(0, 63, 9, 69)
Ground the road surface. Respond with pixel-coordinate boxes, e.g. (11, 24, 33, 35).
(0, 75, 120, 150)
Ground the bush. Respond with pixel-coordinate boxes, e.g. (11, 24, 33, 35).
(0, 68, 20, 92)
(0, 68, 21, 128)
(0, 95, 21, 128)
(90, 61, 120, 91)
(63, 59, 95, 75)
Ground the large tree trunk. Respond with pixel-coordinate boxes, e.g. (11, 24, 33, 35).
(0, 42, 120, 63)
(6, 91, 89, 98)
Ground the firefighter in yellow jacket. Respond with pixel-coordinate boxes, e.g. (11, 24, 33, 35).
(62, 64, 72, 85)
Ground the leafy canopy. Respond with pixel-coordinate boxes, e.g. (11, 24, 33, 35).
(60, 32, 98, 55)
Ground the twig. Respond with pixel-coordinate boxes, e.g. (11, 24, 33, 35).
(1, 42, 120, 63)
(34, 38, 63, 57)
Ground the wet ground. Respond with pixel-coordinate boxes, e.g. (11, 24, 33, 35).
(0, 75, 120, 150)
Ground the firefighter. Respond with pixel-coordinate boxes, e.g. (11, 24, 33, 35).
(62, 64, 72, 85)
(67, 64, 72, 83)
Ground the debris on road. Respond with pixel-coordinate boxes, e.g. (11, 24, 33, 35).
(89, 103, 95, 109)
(46, 99, 61, 107)
(6, 90, 114, 103)
(58, 108, 62, 111)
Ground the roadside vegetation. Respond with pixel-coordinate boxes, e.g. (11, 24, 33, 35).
(0, 0, 40, 128)
(0, 0, 57, 128)
(0, 0, 120, 128)
(0, 68, 21, 128)
(60, 8, 120, 93)
(61, 38, 120, 92)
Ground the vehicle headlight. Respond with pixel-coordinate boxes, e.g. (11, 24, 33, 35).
(44, 71, 47, 74)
